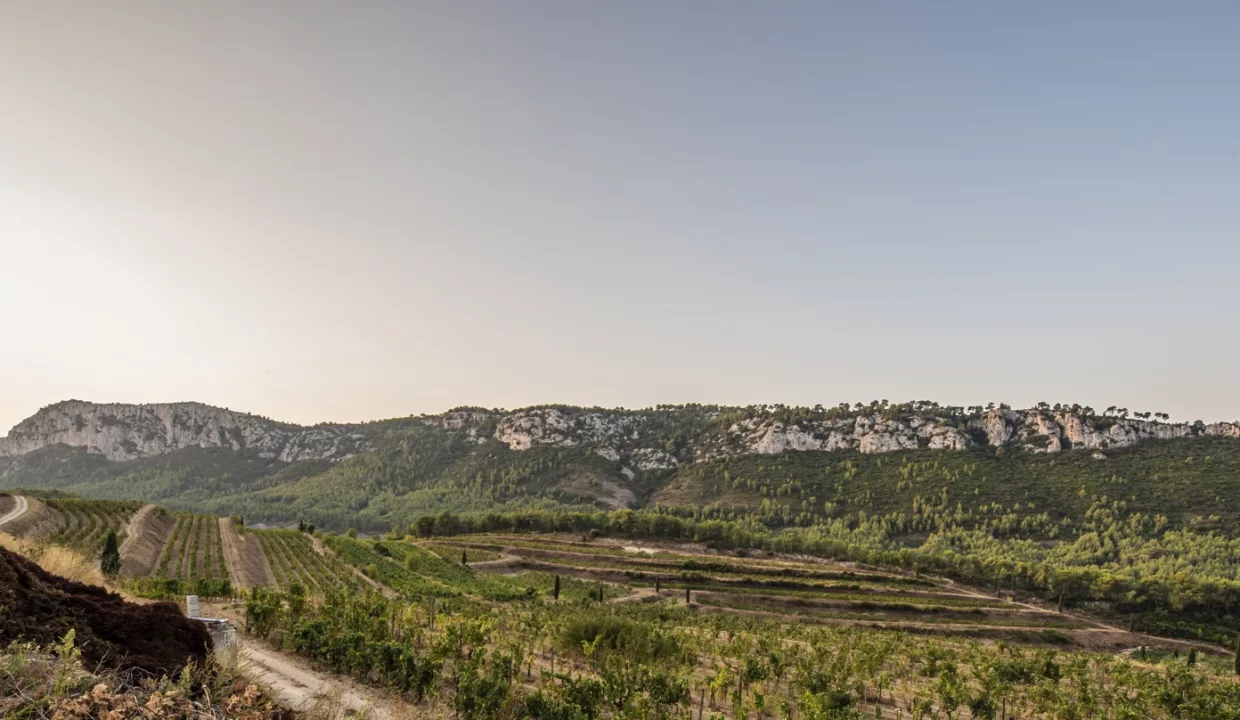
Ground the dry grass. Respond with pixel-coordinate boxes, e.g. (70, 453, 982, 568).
(1, 530, 107, 586)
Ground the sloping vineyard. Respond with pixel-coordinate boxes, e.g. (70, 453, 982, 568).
(383, 540, 530, 601)
(252, 529, 359, 591)
(437, 535, 1097, 642)
(322, 535, 459, 598)
(154, 513, 229, 582)
(245, 571, 1240, 720)
(45, 498, 141, 557)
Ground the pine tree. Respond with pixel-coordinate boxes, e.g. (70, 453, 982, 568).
(100, 530, 121, 577)
(1188, 649, 1198, 666)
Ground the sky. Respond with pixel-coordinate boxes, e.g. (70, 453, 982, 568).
(1, 2, 1238, 432)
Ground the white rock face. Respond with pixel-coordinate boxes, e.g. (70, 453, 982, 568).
(729, 414, 969, 456)
(493, 408, 644, 452)
(4, 400, 1238, 469)
(630, 448, 678, 471)
(430, 411, 496, 444)
(0, 401, 366, 462)
(1207, 423, 1240, 439)
(979, 409, 1019, 446)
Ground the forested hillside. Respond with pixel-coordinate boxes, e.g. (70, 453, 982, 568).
(3, 400, 1240, 535)
(8, 399, 1240, 646)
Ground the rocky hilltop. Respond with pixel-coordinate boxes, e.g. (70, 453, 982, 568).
(433, 404, 1240, 462)
(0, 400, 369, 463)
(3, 399, 1236, 468)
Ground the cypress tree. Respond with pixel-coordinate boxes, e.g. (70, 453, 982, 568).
(1233, 637, 1239, 675)
(553, 574, 561, 601)
(461, 548, 468, 565)
(100, 530, 121, 577)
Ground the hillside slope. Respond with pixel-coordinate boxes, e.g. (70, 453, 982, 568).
(3, 399, 1240, 532)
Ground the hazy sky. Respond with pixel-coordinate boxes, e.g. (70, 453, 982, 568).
(2, 2, 1238, 432)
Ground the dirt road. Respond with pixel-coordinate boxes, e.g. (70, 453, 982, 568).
(219, 517, 277, 588)
(0, 495, 29, 527)
(241, 640, 398, 719)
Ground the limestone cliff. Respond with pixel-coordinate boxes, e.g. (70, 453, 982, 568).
(2, 399, 1237, 467)
(0, 400, 367, 462)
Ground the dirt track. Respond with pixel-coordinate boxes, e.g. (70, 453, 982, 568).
(220, 518, 276, 588)
(0, 496, 58, 538)
(118, 505, 175, 578)
(241, 640, 396, 719)
(0, 494, 16, 524)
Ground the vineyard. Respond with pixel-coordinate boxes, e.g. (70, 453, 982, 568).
(12, 491, 1240, 717)
(154, 513, 229, 582)
(252, 529, 358, 591)
(44, 498, 141, 557)
(245, 557, 1240, 720)
(427, 536, 1133, 645)
(426, 541, 503, 563)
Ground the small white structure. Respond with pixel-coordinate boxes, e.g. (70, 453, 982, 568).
(186, 595, 237, 660)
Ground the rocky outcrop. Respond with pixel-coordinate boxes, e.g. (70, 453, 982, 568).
(0, 400, 367, 462)
(976, 409, 1209, 453)
(729, 415, 970, 456)
(3, 400, 1238, 469)
(493, 408, 642, 452)
(631, 448, 678, 471)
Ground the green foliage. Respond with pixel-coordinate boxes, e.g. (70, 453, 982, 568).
(43, 498, 141, 559)
(125, 576, 233, 600)
(252, 529, 357, 591)
(12, 408, 1240, 647)
(99, 530, 120, 577)
(155, 513, 229, 581)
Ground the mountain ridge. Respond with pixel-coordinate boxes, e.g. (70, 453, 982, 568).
(5, 398, 1240, 533)
(2, 398, 1238, 465)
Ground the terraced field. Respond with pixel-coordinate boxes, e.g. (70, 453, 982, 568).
(432, 534, 1114, 646)
(252, 529, 358, 591)
(154, 513, 229, 581)
(44, 498, 142, 557)
(425, 541, 502, 563)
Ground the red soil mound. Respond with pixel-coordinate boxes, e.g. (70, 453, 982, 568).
(0, 546, 210, 676)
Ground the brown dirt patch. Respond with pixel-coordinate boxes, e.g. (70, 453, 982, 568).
(118, 505, 175, 578)
(0, 496, 60, 539)
(0, 494, 12, 518)
(220, 517, 276, 589)
(0, 545, 210, 675)
(557, 475, 636, 509)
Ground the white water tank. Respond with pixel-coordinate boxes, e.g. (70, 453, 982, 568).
(186, 595, 200, 618)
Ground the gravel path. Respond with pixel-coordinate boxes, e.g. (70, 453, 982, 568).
(0, 495, 29, 527)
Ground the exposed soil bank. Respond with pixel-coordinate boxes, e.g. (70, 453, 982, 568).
(118, 504, 174, 578)
(0, 545, 210, 675)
